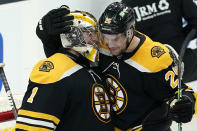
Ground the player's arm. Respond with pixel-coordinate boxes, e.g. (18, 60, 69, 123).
(36, 6, 74, 57)
(143, 64, 196, 123)
(15, 80, 69, 131)
(143, 45, 196, 123)
(15, 59, 71, 131)
(182, 0, 197, 38)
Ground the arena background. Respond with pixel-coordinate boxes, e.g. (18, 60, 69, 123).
(0, 0, 196, 130)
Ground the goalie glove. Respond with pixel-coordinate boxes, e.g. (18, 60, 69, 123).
(169, 91, 195, 123)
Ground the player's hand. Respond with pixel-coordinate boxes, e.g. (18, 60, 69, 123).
(36, 5, 74, 57)
(37, 5, 74, 37)
(169, 95, 195, 123)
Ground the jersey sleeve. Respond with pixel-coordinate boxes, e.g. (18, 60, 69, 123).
(143, 63, 183, 101)
(143, 55, 195, 103)
(15, 53, 77, 131)
(15, 79, 69, 131)
(141, 42, 194, 102)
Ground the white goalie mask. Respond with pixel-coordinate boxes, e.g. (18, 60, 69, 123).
(60, 10, 99, 65)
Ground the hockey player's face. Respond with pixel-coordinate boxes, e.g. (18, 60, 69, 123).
(102, 33, 127, 56)
(83, 30, 99, 45)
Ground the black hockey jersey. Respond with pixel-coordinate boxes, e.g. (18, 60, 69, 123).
(15, 51, 113, 131)
(99, 31, 197, 130)
(122, 0, 197, 52)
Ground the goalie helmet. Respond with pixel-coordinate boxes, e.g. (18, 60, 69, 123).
(99, 2, 135, 36)
(60, 10, 99, 65)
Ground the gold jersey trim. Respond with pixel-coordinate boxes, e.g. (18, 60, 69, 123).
(30, 53, 82, 84)
(16, 116, 56, 130)
(193, 93, 197, 114)
(18, 109, 60, 125)
(125, 36, 173, 73)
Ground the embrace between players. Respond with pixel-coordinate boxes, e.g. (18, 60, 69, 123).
(15, 2, 197, 131)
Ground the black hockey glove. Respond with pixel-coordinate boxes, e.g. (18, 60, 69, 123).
(36, 5, 74, 57)
(169, 92, 195, 123)
(37, 5, 74, 36)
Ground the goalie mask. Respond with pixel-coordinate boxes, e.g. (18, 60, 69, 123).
(60, 10, 99, 65)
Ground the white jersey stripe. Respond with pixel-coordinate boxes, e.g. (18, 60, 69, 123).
(124, 59, 151, 72)
(17, 116, 56, 129)
(60, 64, 83, 79)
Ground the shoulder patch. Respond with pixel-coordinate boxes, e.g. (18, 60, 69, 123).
(151, 46, 166, 58)
(125, 36, 173, 72)
(30, 53, 82, 84)
(39, 61, 54, 72)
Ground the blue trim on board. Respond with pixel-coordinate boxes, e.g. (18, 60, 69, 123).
(0, 33, 3, 91)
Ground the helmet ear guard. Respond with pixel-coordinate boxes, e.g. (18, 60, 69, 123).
(126, 28, 131, 38)
(60, 10, 99, 65)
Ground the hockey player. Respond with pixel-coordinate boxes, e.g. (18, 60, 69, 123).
(15, 8, 113, 131)
(34, 3, 197, 131)
(98, 2, 197, 131)
(122, 0, 197, 82)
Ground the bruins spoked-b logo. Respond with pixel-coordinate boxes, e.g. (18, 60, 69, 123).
(39, 61, 54, 72)
(106, 74, 128, 115)
(151, 46, 166, 58)
(92, 83, 111, 123)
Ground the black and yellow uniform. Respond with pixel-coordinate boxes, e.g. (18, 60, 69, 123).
(15, 49, 113, 131)
(99, 31, 197, 131)
(122, 0, 197, 82)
